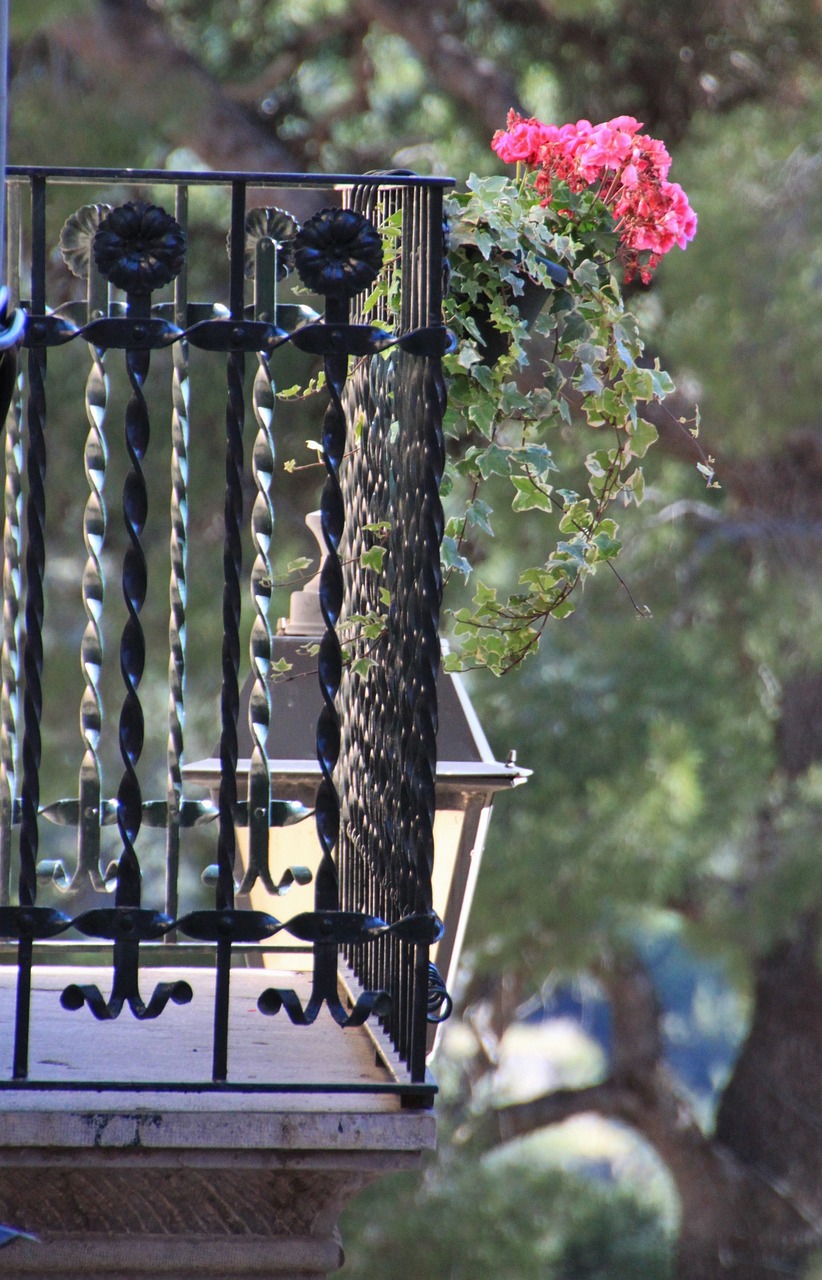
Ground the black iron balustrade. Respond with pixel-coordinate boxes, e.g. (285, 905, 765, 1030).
(0, 165, 452, 1101)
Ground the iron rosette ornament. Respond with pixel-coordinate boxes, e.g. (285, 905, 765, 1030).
(59, 203, 113, 279)
(236, 206, 299, 279)
(293, 207, 383, 300)
(93, 201, 186, 295)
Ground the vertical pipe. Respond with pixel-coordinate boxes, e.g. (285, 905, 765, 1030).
(0, 0, 10, 273)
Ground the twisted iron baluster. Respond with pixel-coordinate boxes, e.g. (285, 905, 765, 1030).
(19, 365, 46, 909)
(166, 185, 189, 924)
(243, 236, 276, 896)
(400, 185, 447, 1079)
(116, 297, 151, 904)
(46, 203, 114, 893)
(77, 332, 109, 891)
(211, 180, 247, 1080)
(5, 176, 60, 1078)
(258, 207, 389, 1028)
(0, 200, 24, 902)
(314, 298, 347, 919)
(404, 347, 446, 1079)
(59, 200, 190, 1025)
(0, 357, 21, 904)
(217, 354, 244, 912)
(14, 327, 47, 1076)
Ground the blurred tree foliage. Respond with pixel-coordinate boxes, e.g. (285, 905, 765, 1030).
(11, 1, 822, 1276)
(341, 1160, 672, 1280)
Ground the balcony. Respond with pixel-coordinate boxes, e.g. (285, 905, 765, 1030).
(0, 165, 464, 1278)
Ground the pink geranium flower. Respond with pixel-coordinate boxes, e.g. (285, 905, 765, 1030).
(491, 111, 557, 167)
(490, 111, 696, 282)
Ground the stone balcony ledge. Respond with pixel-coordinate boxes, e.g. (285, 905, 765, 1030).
(0, 965, 436, 1279)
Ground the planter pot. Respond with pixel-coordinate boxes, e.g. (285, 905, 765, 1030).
(468, 252, 567, 366)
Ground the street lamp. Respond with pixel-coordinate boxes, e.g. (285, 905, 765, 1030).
(185, 513, 530, 1026)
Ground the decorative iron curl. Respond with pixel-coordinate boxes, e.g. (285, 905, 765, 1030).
(256, 911, 440, 1027)
(426, 962, 453, 1023)
(60, 904, 192, 1021)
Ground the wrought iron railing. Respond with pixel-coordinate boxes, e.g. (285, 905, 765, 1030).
(0, 166, 451, 1102)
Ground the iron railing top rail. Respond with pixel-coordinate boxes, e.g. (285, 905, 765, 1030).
(6, 165, 455, 189)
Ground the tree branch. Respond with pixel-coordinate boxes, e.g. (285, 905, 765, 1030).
(494, 954, 716, 1191)
(498, 1077, 644, 1141)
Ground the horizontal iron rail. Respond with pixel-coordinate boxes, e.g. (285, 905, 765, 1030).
(0, 942, 313, 956)
(6, 166, 454, 189)
(0, 1076, 437, 1100)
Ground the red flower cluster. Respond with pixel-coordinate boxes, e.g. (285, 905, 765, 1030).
(492, 111, 697, 283)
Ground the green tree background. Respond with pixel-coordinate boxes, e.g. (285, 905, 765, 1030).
(10, 2, 822, 1276)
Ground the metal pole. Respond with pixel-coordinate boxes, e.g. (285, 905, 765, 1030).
(0, 0, 9, 273)
(0, 0, 24, 356)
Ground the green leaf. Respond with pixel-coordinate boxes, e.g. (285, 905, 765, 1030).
(572, 258, 602, 289)
(442, 536, 473, 579)
(458, 344, 482, 369)
(516, 444, 558, 477)
(592, 530, 622, 559)
(577, 364, 603, 394)
(471, 362, 495, 392)
(628, 418, 659, 458)
(360, 546, 386, 573)
(465, 498, 494, 535)
(473, 581, 497, 605)
(350, 657, 377, 678)
(511, 476, 553, 512)
(613, 322, 637, 368)
(625, 467, 646, 502)
(476, 444, 513, 479)
(468, 398, 498, 436)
